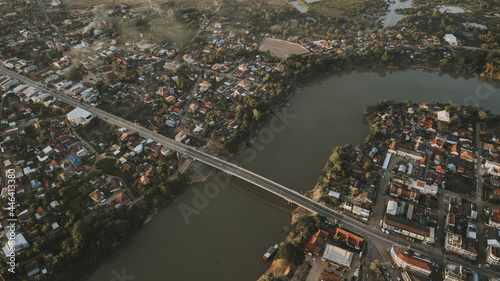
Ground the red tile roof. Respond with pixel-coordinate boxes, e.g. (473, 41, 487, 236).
(305, 229, 329, 255)
(396, 252, 432, 271)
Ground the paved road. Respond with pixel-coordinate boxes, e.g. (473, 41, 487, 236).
(2, 66, 500, 279)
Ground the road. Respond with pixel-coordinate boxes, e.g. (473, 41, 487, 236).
(2, 66, 500, 279)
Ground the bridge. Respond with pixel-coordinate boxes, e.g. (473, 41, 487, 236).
(0, 67, 342, 219)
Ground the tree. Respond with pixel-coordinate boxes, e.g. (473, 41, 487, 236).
(370, 259, 382, 276)
(276, 242, 304, 268)
(71, 220, 92, 246)
(263, 275, 286, 281)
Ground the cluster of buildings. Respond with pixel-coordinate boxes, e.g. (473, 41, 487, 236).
(304, 225, 364, 273)
(444, 195, 479, 260)
(443, 263, 478, 281)
(366, 102, 478, 245)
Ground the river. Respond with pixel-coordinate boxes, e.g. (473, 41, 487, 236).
(88, 69, 500, 281)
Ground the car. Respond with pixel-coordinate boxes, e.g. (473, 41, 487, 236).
(366, 274, 369, 278)
(391, 265, 395, 269)
(383, 266, 386, 271)
(385, 273, 390, 277)
(397, 278, 401, 281)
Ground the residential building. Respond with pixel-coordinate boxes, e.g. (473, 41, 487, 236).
(305, 229, 329, 256)
(484, 160, 500, 177)
(487, 245, 500, 267)
(489, 209, 500, 229)
(444, 264, 463, 281)
(175, 131, 187, 142)
(66, 107, 93, 126)
(444, 233, 478, 260)
(437, 110, 451, 123)
(390, 245, 432, 277)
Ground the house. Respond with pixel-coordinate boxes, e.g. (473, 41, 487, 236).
(66, 107, 93, 126)
(321, 244, 354, 268)
(90, 190, 106, 203)
(485, 161, 500, 177)
(175, 131, 187, 142)
(24, 260, 40, 277)
(115, 192, 132, 206)
(110, 178, 124, 191)
(68, 154, 82, 166)
(460, 149, 474, 162)
(59, 171, 74, 182)
(35, 206, 49, 220)
(304, 229, 329, 256)
(2, 233, 30, 256)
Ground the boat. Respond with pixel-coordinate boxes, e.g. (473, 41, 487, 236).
(263, 243, 280, 261)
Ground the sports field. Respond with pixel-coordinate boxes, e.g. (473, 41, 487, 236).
(259, 37, 310, 59)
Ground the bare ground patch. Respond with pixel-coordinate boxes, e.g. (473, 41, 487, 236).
(259, 38, 310, 59)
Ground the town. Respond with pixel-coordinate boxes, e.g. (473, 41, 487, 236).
(0, 0, 499, 280)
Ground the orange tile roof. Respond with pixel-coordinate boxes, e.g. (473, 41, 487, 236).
(334, 228, 364, 248)
(305, 230, 329, 255)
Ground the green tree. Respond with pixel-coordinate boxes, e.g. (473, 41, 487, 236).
(370, 259, 382, 276)
(276, 242, 304, 268)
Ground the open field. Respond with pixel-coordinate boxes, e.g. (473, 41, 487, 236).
(259, 37, 310, 59)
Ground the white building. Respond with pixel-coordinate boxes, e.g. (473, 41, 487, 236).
(321, 244, 354, 268)
(485, 160, 500, 177)
(2, 233, 30, 256)
(386, 200, 398, 216)
(444, 34, 457, 45)
(437, 110, 451, 123)
(66, 107, 94, 126)
(390, 245, 432, 276)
